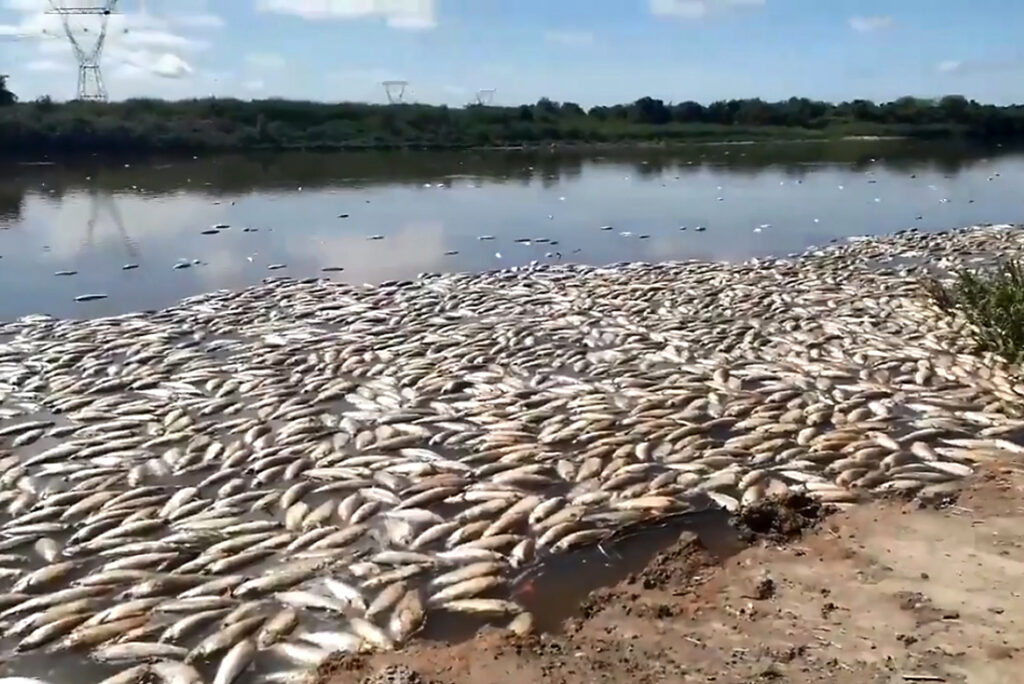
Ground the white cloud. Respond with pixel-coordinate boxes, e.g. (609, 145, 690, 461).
(937, 60, 962, 74)
(150, 53, 193, 79)
(650, 0, 764, 20)
(255, 0, 436, 30)
(849, 15, 893, 33)
(24, 58, 65, 72)
(544, 30, 594, 47)
(110, 52, 193, 80)
(245, 52, 287, 70)
(244, 79, 265, 91)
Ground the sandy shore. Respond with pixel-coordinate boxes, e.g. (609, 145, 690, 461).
(328, 461, 1024, 684)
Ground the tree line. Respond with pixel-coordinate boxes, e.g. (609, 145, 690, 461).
(1, 78, 1023, 153)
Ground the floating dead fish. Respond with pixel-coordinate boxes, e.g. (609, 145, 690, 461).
(0, 222, 1009, 678)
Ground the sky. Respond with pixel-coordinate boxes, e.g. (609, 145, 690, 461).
(1, 0, 1023, 106)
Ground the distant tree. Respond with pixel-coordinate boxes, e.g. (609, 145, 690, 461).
(631, 97, 671, 124)
(534, 97, 559, 116)
(672, 101, 704, 123)
(846, 99, 880, 122)
(939, 95, 970, 123)
(34, 95, 55, 112)
(1, 90, 1024, 152)
(735, 98, 775, 125)
(0, 76, 16, 107)
(705, 100, 738, 125)
(560, 101, 585, 117)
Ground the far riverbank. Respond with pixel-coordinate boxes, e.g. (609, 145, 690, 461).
(2, 95, 1023, 156)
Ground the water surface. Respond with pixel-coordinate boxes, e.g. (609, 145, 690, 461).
(1, 140, 1020, 319)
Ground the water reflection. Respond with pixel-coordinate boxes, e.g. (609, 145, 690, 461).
(83, 188, 141, 262)
(0, 139, 1021, 319)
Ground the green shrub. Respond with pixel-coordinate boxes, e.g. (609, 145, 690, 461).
(926, 261, 1024, 363)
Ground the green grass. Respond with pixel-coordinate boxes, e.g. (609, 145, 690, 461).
(926, 261, 1024, 363)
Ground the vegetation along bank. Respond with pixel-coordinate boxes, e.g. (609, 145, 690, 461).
(2, 75, 1024, 154)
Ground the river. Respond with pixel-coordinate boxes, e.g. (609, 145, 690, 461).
(0, 139, 1020, 319)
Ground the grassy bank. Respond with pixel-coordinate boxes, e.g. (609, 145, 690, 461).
(927, 261, 1024, 363)
(1, 95, 1023, 154)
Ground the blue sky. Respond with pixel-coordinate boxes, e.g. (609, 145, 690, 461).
(2, 0, 1023, 105)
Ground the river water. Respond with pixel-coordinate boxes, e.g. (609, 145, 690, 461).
(0, 139, 1020, 319)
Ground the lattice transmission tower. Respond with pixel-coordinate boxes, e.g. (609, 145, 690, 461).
(47, 1, 121, 102)
(382, 80, 409, 104)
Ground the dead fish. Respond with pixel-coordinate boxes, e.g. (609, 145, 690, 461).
(92, 641, 188, 663)
(255, 608, 298, 649)
(213, 638, 256, 684)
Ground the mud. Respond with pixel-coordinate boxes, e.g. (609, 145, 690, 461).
(732, 493, 833, 543)
(320, 462, 1024, 684)
(515, 508, 741, 633)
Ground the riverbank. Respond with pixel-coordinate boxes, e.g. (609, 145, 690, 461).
(330, 464, 1024, 684)
(2, 95, 1023, 155)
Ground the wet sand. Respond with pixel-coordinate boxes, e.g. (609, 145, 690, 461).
(329, 464, 1024, 684)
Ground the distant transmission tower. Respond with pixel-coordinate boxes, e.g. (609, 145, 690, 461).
(475, 89, 496, 106)
(47, 1, 121, 102)
(382, 80, 408, 104)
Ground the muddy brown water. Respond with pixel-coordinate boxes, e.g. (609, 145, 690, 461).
(514, 507, 741, 634)
(419, 507, 741, 641)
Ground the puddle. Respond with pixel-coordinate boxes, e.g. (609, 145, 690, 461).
(420, 506, 742, 641)
(517, 507, 741, 633)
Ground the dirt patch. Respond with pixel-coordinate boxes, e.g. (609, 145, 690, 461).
(360, 664, 424, 684)
(732, 492, 832, 543)
(310, 655, 370, 684)
(329, 469, 1024, 683)
(574, 530, 711, 625)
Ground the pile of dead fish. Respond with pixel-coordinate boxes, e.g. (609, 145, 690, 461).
(0, 224, 1022, 684)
